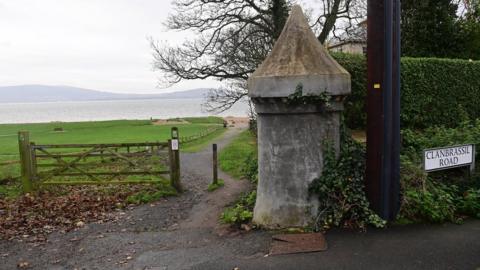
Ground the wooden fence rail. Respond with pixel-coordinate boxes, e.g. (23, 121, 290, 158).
(179, 125, 224, 144)
(33, 142, 169, 148)
(0, 160, 20, 166)
(17, 128, 182, 193)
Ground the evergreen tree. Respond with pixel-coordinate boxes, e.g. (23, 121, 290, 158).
(270, 0, 289, 40)
(459, 1, 480, 59)
(401, 0, 463, 58)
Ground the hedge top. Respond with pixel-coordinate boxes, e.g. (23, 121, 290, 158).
(248, 5, 350, 98)
(333, 53, 480, 129)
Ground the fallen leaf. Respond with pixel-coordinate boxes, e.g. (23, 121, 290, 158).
(17, 261, 30, 268)
(76, 221, 85, 228)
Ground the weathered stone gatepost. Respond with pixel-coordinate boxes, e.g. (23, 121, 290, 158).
(248, 5, 351, 228)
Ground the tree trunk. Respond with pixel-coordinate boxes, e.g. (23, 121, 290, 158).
(317, 0, 342, 44)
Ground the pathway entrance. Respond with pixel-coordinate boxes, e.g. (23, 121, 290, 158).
(0, 122, 261, 270)
(180, 124, 251, 230)
(1, 122, 479, 270)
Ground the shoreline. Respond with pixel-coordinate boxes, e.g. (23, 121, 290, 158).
(0, 99, 249, 124)
(0, 116, 249, 126)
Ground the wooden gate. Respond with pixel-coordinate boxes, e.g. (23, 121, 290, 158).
(17, 128, 181, 192)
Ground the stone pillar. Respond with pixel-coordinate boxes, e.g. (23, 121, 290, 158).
(248, 5, 351, 228)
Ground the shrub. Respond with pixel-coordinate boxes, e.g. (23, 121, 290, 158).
(221, 191, 256, 225)
(307, 123, 480, 227)
(332, 53, 480, 129)
(400, 183, 480, 223)
(398, 122, 480, 223)
(331, 53, 368, 129)
(400, 183, 459, 223)
(457, 188, 480, 218)
(401, 119, 480, 160)
(309, 129, 386, 230)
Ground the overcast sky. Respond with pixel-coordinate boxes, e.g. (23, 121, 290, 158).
(0, 0, 316, 94)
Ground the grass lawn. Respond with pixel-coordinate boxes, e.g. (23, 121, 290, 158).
(219, 130, 257, 179)
(0, 119, 223, 155)
(0, 117, 226, 195)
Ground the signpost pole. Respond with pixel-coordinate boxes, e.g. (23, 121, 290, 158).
(471, 145, 476, 175)
(170, 127, 182, 192)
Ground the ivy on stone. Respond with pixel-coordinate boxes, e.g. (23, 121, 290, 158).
(287, 83, 331, 106)
(309, 126, 386, 230)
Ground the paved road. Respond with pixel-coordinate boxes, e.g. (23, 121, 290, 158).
(1, 125, 479, 270)
(193, 221, 480, 270)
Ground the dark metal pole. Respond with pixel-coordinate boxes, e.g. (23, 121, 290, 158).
(366, 0, 385, 217)
(390, 0, 402, 220)
(366, 0, 401, 221)
(381, 0, 394, 219)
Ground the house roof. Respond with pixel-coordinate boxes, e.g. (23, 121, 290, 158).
(328, 20, 367, 49)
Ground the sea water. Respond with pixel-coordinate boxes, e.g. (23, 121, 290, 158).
(0, 98, 249, 124)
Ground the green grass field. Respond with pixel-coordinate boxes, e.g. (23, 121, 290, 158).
(0, 117, 226, 182)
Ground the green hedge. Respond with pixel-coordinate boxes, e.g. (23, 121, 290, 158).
(332, 53, 480, 129)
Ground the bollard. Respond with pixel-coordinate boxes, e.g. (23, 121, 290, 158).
(212, 144, 218, 185)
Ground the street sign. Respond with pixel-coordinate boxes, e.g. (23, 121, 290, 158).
(424, 144, 475, 172)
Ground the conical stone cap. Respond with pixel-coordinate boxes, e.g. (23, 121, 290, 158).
(248, 5, 351, 98)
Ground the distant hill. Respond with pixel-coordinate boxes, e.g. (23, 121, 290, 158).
(156, 88, 209, 99)
(0, 85, 210, 103)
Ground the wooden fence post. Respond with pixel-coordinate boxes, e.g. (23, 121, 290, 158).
(30, 142, 38, 185)
(170, 127, 182, 192)
(212, 144, 218, 185)
(18, 131, 34, 193)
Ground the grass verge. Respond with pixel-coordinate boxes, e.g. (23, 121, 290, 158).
(207, 179, 225, 192)
(218, 130, 258, 226)
(218, 130, 257, 179)
(126, 179, 178, 204)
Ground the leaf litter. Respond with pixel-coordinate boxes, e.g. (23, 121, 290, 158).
(0, 185, 160, 241)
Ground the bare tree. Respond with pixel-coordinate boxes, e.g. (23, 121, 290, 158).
(460, 0, 479, 13)
(151, 0, 365, 113)
(310, 0, 366, 44)
(151, 0, 288, 112)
